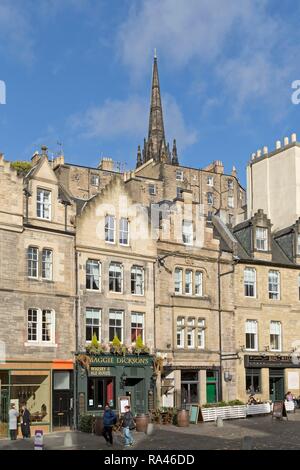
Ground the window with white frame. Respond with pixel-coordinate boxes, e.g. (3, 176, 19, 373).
(109, 262, 123, 293)
(85, 308, 101, 342)
(131, 312, 144, 342)
(195, 271, 203, 296)
(197, 319, 205, 349)
(207, 192, 213, 205)
(105, 215, 115, 243)
(27, 308, 55, 344)
(182, 220, 193, 245)
(176, 187, 183, 198)
(37, 189, 51, 220)
(270, 321, 282, 351)
(228, 179, 234, 190)
(207, 176, 214, 187)
(174, 268, 183, 294)
(27, 247, 38, 278)
(42, 249, 53, 280)
(109, 310, 123, 342)
(297, 234, 300, 255)
(256, 227, 268, 251)
(86, 260, 101, 290)
(244, 267, 256, 297)
(185, 270, 193, 295)
(176, 317, 185, 348)
(268, 270, 280, 300)
(176, 170, 183, 181)
(91, 174, 99, 186)
(228, 195, 234, 208)
(187, 318, 195, 348)
(131, 266, 144, 295)
(245, 320, 258, 351)
(119, 218, 129, 245)
(149, 184, 156, 195)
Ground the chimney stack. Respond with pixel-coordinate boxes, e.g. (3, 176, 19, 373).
(98, 157, 114, 172)
(31, 151, 40, 165)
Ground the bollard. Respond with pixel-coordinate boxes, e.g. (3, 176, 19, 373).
(216, 417, 223, 427)
(146, 423, 154, 436)
(64, 433, 73, 448)
(241, 436, 253, 450)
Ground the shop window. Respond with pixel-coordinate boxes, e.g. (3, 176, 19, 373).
(181, 370, 199, 406)
(10, 373, 50, 423)
(87, 377, 115, 410)
(245, 368, 261, 394)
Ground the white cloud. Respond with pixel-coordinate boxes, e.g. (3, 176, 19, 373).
(116, 0, 296, 116)
(69, 93, 197, 150)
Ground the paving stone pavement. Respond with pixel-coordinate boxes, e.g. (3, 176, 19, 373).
(1, 411, 300, 450)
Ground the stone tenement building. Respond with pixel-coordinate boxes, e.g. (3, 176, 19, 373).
(1, 56, 300, 435)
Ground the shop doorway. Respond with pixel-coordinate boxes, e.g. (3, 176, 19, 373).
(124, 378, 145, 415)
(181, 370, 199, 408)
(269, 369, 284, 401)
(52, 371, 73, 429)
(206, 370, 218, 403)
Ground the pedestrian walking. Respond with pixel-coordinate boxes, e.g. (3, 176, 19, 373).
(20, 404, 31, 439)
(8, 403, 19, 440)
(122, 405, 135, 448)
(102, 403, 117, 446)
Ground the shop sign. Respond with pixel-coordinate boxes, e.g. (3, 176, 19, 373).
(90, 355, 153, 367)
(90, 366, 112, 376)
(245, 355, 300, 368)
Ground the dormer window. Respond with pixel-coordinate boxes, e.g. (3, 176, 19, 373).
(255, 227, 268, 251)
(37, 189, 51, 220)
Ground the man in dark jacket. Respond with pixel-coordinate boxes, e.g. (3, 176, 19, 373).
(122, 405, 135, 447)
(102, 404, 117, 446)
(20, 404, 31, 439)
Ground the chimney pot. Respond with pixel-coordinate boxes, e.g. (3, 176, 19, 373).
(251, 152, 256, 160)
(276, 140, 281, 149)
(291, 133, 297, 143)
(263, 146, 268, 155)
(256, 149, 261, 157)
(284, 136, 289, 146)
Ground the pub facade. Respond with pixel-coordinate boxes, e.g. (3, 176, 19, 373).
(76, 354, 155, 418)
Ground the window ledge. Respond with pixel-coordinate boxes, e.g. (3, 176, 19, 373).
(24, 342, 57, 348)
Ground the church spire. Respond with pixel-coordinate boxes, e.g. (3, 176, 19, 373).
(147, 53, 166, 160)
(137, 54, 178, 168)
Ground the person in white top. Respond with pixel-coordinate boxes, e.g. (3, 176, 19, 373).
(9, 403, 19, 440)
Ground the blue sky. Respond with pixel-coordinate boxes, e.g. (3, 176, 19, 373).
(1, 0, 300, 186)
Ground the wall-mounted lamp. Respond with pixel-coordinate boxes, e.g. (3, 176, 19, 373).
(224, 371, 233, 382)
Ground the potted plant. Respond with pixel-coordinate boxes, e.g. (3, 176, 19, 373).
(132, 335, 150, 355)
(110, 335, 127, 356)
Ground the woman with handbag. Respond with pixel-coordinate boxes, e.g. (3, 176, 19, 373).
(122, 405, 135, 448)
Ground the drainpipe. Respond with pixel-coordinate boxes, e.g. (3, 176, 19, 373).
(73, 249, 80, 429)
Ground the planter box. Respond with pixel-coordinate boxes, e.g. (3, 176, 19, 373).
(246, 403, 271, 415)
(200, 405, 247, 422)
